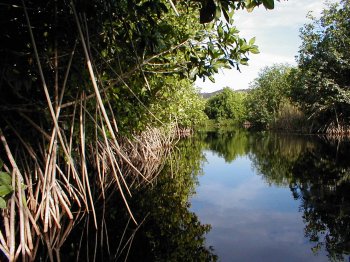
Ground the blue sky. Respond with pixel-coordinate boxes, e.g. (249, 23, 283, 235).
(196, 0, 339, 93)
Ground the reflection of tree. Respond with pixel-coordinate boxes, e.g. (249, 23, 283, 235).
(250, 132, 350, 260)
(249, 132, 314, 186)
(203, 130, 249, 163)
(290, 139, 350, 261)
(56, 137, 217, 261)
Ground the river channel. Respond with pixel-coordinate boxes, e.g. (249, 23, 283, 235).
(51, 130, 350, 261)
(191, 131, 350, 261)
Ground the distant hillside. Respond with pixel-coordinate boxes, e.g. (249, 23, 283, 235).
(200, 88, 250, 98)
(200, 89, 223, 99)
(235, 88, 250, 93)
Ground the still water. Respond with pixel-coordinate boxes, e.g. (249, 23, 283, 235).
(190, 131, 350, 262)
(56, 130, 350, 261)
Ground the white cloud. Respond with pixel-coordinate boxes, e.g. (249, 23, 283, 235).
(194, 175, 264, 209)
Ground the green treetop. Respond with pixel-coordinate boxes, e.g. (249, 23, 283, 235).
(290, 0, 350, 133)
(205, 87, 246, 122)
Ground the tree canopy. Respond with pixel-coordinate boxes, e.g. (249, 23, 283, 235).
(204, 87, 246, 122)
(245, 64, 293, 129)
(290, 0, 350, 133)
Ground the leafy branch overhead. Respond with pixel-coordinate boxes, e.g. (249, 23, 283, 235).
(188, 0, 274, 81)
(199, 0, 276, 24)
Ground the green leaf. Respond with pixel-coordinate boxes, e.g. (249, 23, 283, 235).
(240, 44, 250, 51)
(215, 5, 221, 19)
(250, 47, 260, 54)
(262, 0, 274, 9)
(229, 27, 239, 35)
(245, 0, 256, 12)
(249, 37, 256, 45)
(0, 197, 7, 209)
(217, 26, 224, 38)
(189, 67, 199, 80)
(208, 75, 215, 83)
(0, 171, 12, 186)
(240, 58, 249, 65)
(0, 185, 13, 197)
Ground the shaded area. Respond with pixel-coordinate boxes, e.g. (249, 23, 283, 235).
(290, 138, 350, 261)
(34, 130, 350, 261)
(43, 137, 217, 261)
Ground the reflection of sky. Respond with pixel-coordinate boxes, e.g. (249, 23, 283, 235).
(190, 151, 329, 262)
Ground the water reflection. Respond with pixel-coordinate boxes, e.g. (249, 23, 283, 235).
(289, 137, 350, 261)
(47, 131, 350, 261)
(202, 130, 249, 163)
(56, 137, 217, 261)
(200, 131, 350, 261)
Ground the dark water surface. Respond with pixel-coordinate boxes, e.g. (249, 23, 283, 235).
(53, 131, 350, 261)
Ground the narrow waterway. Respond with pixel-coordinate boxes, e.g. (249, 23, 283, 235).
(48, 130, 350, 261)
(191, 131, 350, 261)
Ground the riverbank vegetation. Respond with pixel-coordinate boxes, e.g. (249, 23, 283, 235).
(202, 0, 349, 135)
(0, 0, 274, 260)
(244, 64, 303, 131)
(203, 87, 246, 128)
(259, 0, 350, 134)
(289, 0, 350, 134)
(52, 136, 216, 261)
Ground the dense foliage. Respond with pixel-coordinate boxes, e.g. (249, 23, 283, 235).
(289, 0, 350, 133)
(245, 64, 298, 129)
(0, 0, 265, 134)
(205, 87, 246, 121)
(221, 1, 350, 134)
(149, 78, 207, 129)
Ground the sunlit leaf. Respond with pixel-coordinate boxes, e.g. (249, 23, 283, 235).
(249, 37, 256, 45)
(245, 0, 256, 12)
(250, 47, 260, 54)
(215, 5, 221, 19)
(189, 67, 198, 80)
